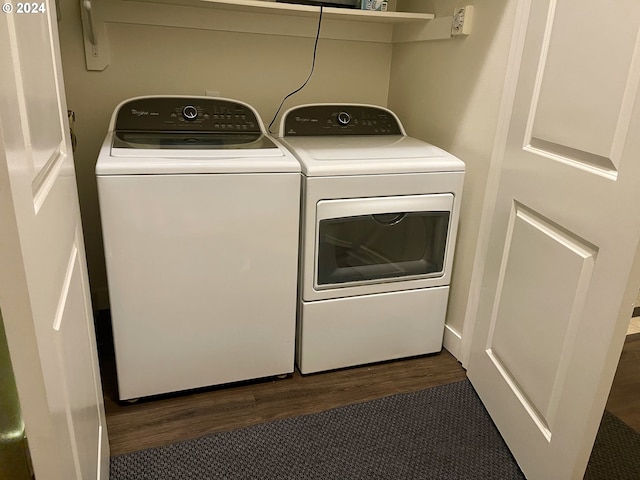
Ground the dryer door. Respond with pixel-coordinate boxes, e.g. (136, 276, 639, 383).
(314, 194, 453, 291)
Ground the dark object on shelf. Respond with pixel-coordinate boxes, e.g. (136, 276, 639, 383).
(276, 0, 360, 9)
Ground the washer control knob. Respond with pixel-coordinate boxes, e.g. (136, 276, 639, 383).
(336, 111, 351, 126)
(182, 105, 198, 121)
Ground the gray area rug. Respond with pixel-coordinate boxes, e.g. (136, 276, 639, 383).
(585, 410, 640, 479)
(110, 380, 525, 479)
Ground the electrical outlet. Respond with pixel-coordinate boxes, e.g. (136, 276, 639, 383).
(452, 5, 473, 36)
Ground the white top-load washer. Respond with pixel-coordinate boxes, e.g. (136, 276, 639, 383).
(97, 96, 301, 400)
(278, 104, 465, 374)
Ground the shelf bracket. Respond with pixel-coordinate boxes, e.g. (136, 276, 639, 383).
(80, 0, 109, 71)
(392, 15, 454, 43)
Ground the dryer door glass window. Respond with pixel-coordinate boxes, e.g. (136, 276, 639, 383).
(317, 211, 450, 287)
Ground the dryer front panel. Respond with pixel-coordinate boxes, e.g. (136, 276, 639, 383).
(315, 194, 452, 290)
(300, 172, 464, 302)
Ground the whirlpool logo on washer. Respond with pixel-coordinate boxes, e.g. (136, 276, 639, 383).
(130, 109, 159, 116)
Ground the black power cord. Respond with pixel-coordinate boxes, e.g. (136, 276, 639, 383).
(268, 5, 324, 134)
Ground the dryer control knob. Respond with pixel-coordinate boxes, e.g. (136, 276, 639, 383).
(336, 111, 351, 126)
(182, 105, 198, 121)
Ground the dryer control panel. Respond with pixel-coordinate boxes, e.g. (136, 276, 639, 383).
(282, 104, 403, 136)
(114, 97, 262, 133)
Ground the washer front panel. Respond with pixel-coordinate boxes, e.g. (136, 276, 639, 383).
(98, 171, 301, 399)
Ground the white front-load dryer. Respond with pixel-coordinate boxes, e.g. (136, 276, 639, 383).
(96, 96, 301, 400)
(278, 104, 465, 374)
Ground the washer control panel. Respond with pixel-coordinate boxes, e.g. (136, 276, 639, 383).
(115, 97, 261, 133)
(282, 104, 403, 136)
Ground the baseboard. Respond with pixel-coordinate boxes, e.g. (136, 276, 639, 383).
(443, 324, 462, 361)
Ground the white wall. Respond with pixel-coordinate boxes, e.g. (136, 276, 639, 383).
(388, 0, 518, 358)
(57, 0, 392, 308)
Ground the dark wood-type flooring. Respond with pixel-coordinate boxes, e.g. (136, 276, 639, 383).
(96, 312, 467, 456)
(606, 333, 640, 432)
(97, 312, 640, 457)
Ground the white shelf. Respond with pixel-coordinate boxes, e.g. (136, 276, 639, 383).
(80, 0, 440, 71)
(147, 0, 435, 23)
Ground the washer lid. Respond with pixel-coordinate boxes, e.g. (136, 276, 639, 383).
(97, 96, 301, 174)
(98, 133, 301, 175)
(112, 131, 277, 150)
(279, 135, 466, 176)
(111, 133, 284, 158)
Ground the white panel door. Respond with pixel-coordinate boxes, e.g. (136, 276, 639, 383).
(0, 2, 109, 479)
(467, 0, 640, 479)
